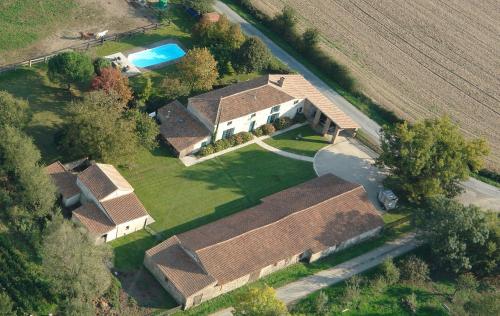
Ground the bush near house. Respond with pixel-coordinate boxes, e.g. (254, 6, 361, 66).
(198, 132, 254, 157)
(273, 116, 293, 130)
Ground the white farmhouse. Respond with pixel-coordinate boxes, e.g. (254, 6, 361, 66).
(157, 74, 359, 157)
(46, 161, 154, 244)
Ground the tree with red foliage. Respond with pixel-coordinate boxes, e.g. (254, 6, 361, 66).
(90, 67, 133, 105)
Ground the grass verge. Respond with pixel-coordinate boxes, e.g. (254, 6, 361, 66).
(264, 125, 330, 157)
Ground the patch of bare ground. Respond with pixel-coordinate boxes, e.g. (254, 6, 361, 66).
(0, 0, 154, 65)
(252, 0, 500, 171)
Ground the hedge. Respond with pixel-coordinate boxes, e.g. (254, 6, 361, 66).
(198, 132, 254, 157)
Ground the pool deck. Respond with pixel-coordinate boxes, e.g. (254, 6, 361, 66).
(105, 39, 187, 76)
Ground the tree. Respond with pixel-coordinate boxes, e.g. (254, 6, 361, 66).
(380, 258, 400, 285)
(48, 52, 94, 90)
(0, 291, 14, 316)
(0, 126, 56, 231)
(235, 37, 271, 73)
(0, 91, 30, 129)
(133, 76, 153, 104)
(181, 0, 214, 14)
(234, 286, 289, 316)
(177, 48, 218, 93)
(302, 28, 320, 50)
(160, 77, 191, 101)
(60, 92, 139, 164)
(93, 57, 111, 75)
(91, 67, 133, 106)
(414, 197, 490, 273)
(272, 6, 298, 36)
(125, 109, 159, 151)
(41, 219, 112, 315)
(470, 213, 499, 276)
(376, 116, 489, 202)
(398, 255, 429, 284)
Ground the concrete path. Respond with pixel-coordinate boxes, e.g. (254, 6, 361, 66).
(214, 0, 500, 211)
(209, 233, 418, 316)
(255, 138, 314, 162)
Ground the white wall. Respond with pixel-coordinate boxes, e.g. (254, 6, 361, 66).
(214, 99, 305, 141)
(113, 215, 149, 239)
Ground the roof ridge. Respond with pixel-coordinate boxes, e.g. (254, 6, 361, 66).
(219, 80, 270, 101)
(194, 184, 364, 253)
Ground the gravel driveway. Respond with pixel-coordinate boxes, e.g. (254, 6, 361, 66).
(314, 138, 386, 209)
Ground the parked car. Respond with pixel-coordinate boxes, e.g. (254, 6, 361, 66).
(378, 189, 398, 210)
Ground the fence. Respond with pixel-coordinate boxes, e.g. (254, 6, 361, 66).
(0, 21, 169, 74)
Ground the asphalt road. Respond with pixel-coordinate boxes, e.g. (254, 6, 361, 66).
(214, 1, 500, 211)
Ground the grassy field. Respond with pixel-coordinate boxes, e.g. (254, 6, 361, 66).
(112, 144, 316, 270)
(247, 0, 500, 172)
(264, 125, 330, 157)
(0, 0, 77, 53)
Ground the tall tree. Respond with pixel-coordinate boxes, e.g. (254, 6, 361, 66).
(41, 219, 112, 315)
(0, 91, 30, 129)
(60, 91, 139, 164)
(414, 197, 490, 273)
(0, 292, 14, 316)
(48, 52, 94, 90)
(0, 126, 56, 231)
(234, 286, 289, 316)
(235, 37, 271, 73)
(376, 116, 489, 202)
(91, 67, 133, 106)
(177, 48, 218, 93)
(181, 0, 214, 14)
(124, 109, 159, 151)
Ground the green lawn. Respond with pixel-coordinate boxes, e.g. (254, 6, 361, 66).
(264, 125, 330, 157)
(112, 144, 316, 270)
(292, 249, 454, 316)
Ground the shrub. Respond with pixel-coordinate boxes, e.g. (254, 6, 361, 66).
(343, 275, 363, 310)
(235, 37, 271, 73)
(380, 258, 400, 285)
(369, 276, 388, 295)
(314, 291, 329, 315)
(399, 255, 429, 284)
(214, 139, 231, 152)
(93, 57, 111, 75)
(267, 58, 292, 74)
(273, 116, 293, 130)
(401, 293, 418, 314)
(48, 51, 94, 90)
(240, 132, 253, 142)
(253, 127, 264, 137)
(199, 144, 215, 157)
(261, 123, 276, 135)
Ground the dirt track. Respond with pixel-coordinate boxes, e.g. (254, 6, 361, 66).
(252, 0, 500, 170)
(0, 0, 153, 65)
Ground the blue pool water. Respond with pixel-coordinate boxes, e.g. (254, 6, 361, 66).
(128, 43, 185, 68)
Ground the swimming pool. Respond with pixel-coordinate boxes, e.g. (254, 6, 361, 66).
(128, 43, 186, 68)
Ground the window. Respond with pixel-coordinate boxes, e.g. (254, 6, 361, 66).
(227, 121, 233, 126)
(267, 113, 279, 124)
(201, 140, 209, 147)
(296, 107, 303, 114)
(250, 113, 256, 118)
(125, 225, 130, 230)
(294, 100, 299, 105)
(248, 121, 256, 132)
(164, 277, 169, 283)
(271, 105, 280, 113)
(222, 128, 235, 139)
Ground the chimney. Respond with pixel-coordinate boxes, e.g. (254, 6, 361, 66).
(277, 76, 285, 87)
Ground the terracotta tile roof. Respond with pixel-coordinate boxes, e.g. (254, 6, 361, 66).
(201, 12, 220, 23)
(45, 161, 80, 199)
(100, 193, 149, 225)
(269, 74, 359, 129)
(146, 236, 217, 297)
(157, 100, 211, 153)
(188, 76, 271, 124)
(78, 164, 133, 201)
(73, 203, 115, 235)
(148, 174, 383, 294)
(188, 74, 358, 129)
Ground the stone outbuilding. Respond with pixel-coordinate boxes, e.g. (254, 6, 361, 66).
(145, 174, 383, 309)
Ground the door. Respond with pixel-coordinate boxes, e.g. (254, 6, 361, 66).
(267, 113, 279, 124)
(248, 121, 256, 132)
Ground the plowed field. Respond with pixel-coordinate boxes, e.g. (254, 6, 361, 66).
(252, 0, 500, 170)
